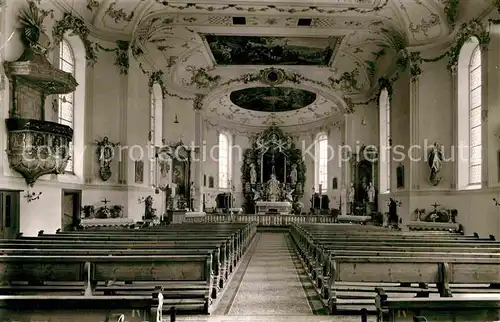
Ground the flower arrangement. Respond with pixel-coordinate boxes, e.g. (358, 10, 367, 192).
(414, 208, 426, 221)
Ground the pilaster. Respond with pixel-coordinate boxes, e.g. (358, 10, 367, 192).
(407, 77, 420, 219)
(119, 71, 128, 185)
(450, 65, 458, 190)
(409, 78, 420, 190)
(481, 44, 489, 188)
(193, 109, 203, 211)
(84, 65, 94, 183)
(486, 24, 500, 187)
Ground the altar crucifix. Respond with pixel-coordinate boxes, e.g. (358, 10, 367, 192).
(101, 198, 110, 209)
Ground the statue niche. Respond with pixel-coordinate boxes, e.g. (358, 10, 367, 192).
(349, 145, 378, 215)
(170, 143, 192, 209)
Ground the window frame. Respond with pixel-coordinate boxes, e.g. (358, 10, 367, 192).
(379, 88, 391, 193)
(468, 45, 482, 186)
(58, 39, 75, 173)
(218, 133, 230, 189)
(315, 133, 328, 192)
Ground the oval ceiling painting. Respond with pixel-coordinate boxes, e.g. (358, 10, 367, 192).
(229, 87, 317, 112)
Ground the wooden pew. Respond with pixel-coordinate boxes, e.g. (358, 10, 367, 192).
(35, 232, 245, 274)
(36, 232, 244, 262)
(3, 223, 257, 298)
(0, 247, 224, 299)
(0, 238, 238, 280)
(375, 290, 500, 321)
(0, 223, 257, 318)
(290, 223, 500, 314)
(0, 254, 212, 321)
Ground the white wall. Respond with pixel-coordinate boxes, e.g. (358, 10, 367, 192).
(0, 1, 158, 235)
(371, 19, 500, 238)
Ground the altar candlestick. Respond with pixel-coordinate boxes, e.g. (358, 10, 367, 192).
(319, 184, 322, 210)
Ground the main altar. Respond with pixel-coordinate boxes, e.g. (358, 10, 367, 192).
(242, 127, 305, 215)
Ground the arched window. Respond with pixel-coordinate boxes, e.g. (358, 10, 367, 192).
(315, 133, 328, 192)
(58, 39, 74, 172)
(150, 84, 163, 187)
(379, 88, 390, 193)
(457, 37, 481, 189)
(219, 133, 230, 189)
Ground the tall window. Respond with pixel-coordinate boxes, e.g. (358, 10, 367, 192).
(457, 37, 481, 189)
(58, 39, 75, 172)
(150, 84, 163, 187)
(468, 46, 482, 185)
(315, 133, 328, 192)
(379, 88, 390, 193)
(219, 133, 229, 189)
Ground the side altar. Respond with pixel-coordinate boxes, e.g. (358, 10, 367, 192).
(241, 127, 305, 215)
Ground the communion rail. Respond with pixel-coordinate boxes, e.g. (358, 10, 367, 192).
(185, 214, 336, 226)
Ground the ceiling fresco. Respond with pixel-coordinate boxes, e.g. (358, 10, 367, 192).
(204, 35, 341, 66)
(229, 87, 317, 112)
(204, 88, 339, 127)
(46, 0, 496, 126)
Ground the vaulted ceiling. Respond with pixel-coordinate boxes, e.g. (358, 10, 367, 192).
(55, 0, 493, 127)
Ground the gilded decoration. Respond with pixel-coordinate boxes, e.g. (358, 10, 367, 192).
(328, 69, 362, 93)
(241, 127, 305, 214)
(96, 137, 119, 182)
(152, 1, 386, 14)
(6, 119, 73, 186)
(186, 66, 221, 89)
(52, 11, 130, 73)
(4, 1, 76, 186)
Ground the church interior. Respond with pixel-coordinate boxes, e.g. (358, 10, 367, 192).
(1, 0, 500, 321)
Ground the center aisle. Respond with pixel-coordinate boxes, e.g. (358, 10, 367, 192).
(227, 233, 312, 315)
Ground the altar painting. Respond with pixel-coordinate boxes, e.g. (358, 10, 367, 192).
(168, 143, 192, 202)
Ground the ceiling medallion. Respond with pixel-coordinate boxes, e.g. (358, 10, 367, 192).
(260, 68, 285, 86)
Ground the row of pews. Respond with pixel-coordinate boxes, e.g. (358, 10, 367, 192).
(290, 223, 500, 321)
(0, 222, 257, 322)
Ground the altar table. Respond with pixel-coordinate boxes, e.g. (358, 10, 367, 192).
(255, 201, 292, 215)
(185, 211, 206, 223)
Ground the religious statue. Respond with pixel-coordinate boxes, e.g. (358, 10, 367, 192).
(290, 164, 297, 186)
(144, 195, 156, 220)
(170, 182, 178, 209)
(367, 182, 375, 203)
(250, 163, 257, 185)
(347, 183, 355, 214)
(159, 158, 170, 179)
(190, 182, 195, 211)
(285, 188, 294, 202)
(252, 188, 261, 201)
(428, 142, 443, 186)
(267, 173, 280, 202)
(367, 182, 375, 215)
(96, 136, 118, 181)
